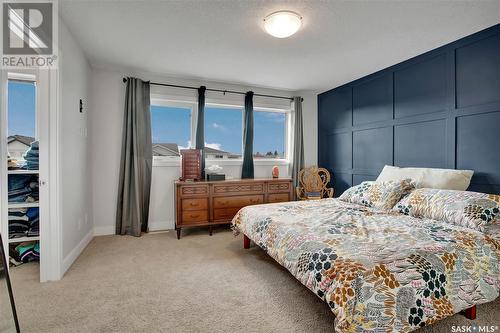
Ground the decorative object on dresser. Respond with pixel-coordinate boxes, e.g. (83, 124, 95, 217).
(272, 166, 279, 178)
(296, 166, 334, 200)
(205, 165, 225, 181)
(180, 149, 202, 181)
(175, 178, 293, 239)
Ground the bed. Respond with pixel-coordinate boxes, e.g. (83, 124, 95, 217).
(232, 197, 500, 332)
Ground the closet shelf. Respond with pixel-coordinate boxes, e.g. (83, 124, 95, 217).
(8, 202, 39, 209)
(7, 169, 39, 175)
(8, 236, 39, 243)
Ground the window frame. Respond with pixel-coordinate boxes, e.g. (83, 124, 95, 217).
(7, 72, 38, 141)
(204, 103, 244, 161)
(252, 106, 290, 163)
(150, 97, 291, 166)
(150, 98, 196, 163)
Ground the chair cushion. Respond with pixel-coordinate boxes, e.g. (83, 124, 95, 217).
(305, 191, 321, 199)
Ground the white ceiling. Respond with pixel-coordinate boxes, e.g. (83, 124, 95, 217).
(60, 0, 500, 92)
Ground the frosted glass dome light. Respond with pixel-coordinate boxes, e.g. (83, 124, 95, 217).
(264, 11, 302, 38)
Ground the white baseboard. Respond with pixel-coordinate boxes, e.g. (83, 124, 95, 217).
(149, 221, 174, 231)
(62, 228, 93, 276)
(93, 225, 115, 236)
(93, 222, 174, 236)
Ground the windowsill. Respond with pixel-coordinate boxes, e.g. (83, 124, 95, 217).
(152, 158, 290, 167)
(153, 158, 181, 167)
(251, 159, 289, 166)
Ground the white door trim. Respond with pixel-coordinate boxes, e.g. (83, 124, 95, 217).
(38, 68, 63, 281)
(0, 70, 8, 261)
(0, 68, 62, 282)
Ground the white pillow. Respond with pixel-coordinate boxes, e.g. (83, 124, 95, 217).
(376, 165, 473, 191)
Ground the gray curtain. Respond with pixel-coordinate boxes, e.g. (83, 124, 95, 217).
(242, 91, 254, 179)
(291, 96, 304, 189)
(195, 86, 206, 178)
(116, 77, 152, 236)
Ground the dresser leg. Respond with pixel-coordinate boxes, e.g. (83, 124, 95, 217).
(209, 226, 213, 236)
(176, 228, 181, 240)
(243, 235, 250, 249)
(463, 305, 476, 320)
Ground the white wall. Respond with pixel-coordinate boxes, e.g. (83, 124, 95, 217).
(90, 67, 298, 234)
(59, 19, 93, 273)
(88, 69, 123, 235)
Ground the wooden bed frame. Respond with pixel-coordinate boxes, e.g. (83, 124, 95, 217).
(242, 234, 477, 320)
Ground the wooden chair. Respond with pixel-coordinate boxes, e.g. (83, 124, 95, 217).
(296, 166, 334, 200)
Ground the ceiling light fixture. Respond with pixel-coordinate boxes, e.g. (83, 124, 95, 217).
(264, 10, 302, 38)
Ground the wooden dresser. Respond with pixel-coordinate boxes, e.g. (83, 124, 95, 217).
(175, 178, 293, 239)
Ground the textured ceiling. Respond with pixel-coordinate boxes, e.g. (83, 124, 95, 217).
(60, 0, 500, 91)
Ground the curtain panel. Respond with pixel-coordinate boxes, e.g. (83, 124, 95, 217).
(195, 86, 207, 178)
(241, 91, 255, 179)
(116, 77, 152, 236)
(291, 96, 304, 189)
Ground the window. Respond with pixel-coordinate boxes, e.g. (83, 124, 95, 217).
(150, 99, 290, 162)
(150, 104, 192, 157)
(253, 110, 286, 159)
(8, 79, 37, 160)
(204, 106, 242, 158)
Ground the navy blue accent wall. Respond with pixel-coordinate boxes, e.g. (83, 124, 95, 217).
(318, 24, 500, 196)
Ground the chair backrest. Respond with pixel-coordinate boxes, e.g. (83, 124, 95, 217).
(298, 167, 331, 197)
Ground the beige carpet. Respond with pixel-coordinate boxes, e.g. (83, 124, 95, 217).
(9, 228, 500, 333)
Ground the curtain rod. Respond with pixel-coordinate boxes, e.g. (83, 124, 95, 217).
(122, 77, 302, 102)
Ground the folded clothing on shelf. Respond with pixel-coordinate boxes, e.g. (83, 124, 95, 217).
(21, 141, 39, 170)
(8, 207, 39, 239)
(8, 174, 39, 203)
(10, 242, 39, 264)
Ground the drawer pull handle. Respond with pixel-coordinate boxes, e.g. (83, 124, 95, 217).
(190, 202, 199, 206)
(190, 214, 200, 218)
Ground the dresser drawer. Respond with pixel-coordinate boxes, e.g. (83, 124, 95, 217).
(181, 210, 208, 224)
(213, 183, 264, 195)
(213, 195, 263, 208)
(179, 184, 209, 197)
(268, 181, 291, 193)
(213, 207, 241, 221)
(182, 198, 208, 211)
(268, 193, 290, 203)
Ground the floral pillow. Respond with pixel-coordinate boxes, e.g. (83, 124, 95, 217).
(338, 179, 415, 210)
(393, 188, 500, 231)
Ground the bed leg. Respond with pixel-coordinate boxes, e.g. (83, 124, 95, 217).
(243, 235, 250, 249)
(463, 305, 476, 320)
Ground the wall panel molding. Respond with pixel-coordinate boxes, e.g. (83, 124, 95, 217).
(318, 23, 500, 196)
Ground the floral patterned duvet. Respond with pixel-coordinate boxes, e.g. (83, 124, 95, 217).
(232, 198, 500, 333)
